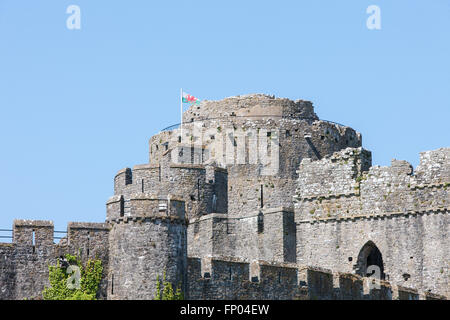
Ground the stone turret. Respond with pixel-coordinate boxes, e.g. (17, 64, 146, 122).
(111, 151, 227, 220)
(106, 194, 187, 299)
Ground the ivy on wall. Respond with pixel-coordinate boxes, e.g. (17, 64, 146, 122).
(154, 270, 184, 300)
(42, 253, 103, 300)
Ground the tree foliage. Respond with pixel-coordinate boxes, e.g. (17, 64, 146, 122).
(42, 253, 103, 300)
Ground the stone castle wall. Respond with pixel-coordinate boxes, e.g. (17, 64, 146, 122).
(187, 208, 296, 264)
(295, 147, 449, 296)
(1, 223, 445, 301)
(0, 220, 109, 300)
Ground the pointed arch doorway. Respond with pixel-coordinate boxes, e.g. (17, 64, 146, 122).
(355, 241, 385, 280)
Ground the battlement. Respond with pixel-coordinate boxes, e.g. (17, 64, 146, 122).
(296, 147, 372, 199)
(182, 94, 318, 123)
(294, 147, 449, 297)
(106, 193, 186, 223)
(186, 256, 445, 300)
(295, 147, 449, 220)
(4, 220, 109, 247)
(112, 159, 228, 219)
(64, 222, 109, 249)
(13, 220, 54, 246)
(0, 220, 110, 300)
(415, 148, 450, 184)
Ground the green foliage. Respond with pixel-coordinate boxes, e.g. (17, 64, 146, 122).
(175, 286, 184, 300)
(42, 253, 103, 300)
(154, 270, 184, 300)
(155, 274, 161, 300)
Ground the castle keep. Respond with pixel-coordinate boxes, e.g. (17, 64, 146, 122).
(0, 94, 448, 300)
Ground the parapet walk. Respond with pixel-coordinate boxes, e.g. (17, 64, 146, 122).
(187, 256, 447, 300)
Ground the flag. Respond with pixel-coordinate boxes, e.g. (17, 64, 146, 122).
(182, 92, 200, 105)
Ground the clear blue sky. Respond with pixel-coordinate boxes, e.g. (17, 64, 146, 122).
(0, 1, 449, 232)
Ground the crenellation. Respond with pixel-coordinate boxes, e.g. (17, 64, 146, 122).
(294, 144, 449, 296)
(362, 278, 392, 300)
(13, 220, 54, 247)
(185, 256, 440, 300)
(0, 220, 111, 300)
(333, 272, 364, 300)
(392, 284, 419, 300)
(182, 94, 319, 124)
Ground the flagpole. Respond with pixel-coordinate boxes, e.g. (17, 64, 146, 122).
(180, 88, 183, 142)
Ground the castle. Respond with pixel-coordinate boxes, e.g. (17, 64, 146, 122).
(0, 94, 448, 300)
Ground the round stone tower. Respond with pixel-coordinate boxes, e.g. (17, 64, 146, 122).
(150, 94, 363, 217)
(106, 193, 187, 300)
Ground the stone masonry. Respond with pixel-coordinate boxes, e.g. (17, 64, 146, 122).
(0, 94, 448, 300)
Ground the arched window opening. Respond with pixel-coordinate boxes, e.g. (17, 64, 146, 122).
(355, 241, 385, 280)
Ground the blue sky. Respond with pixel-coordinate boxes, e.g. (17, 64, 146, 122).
(0, 1, 449, 232)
